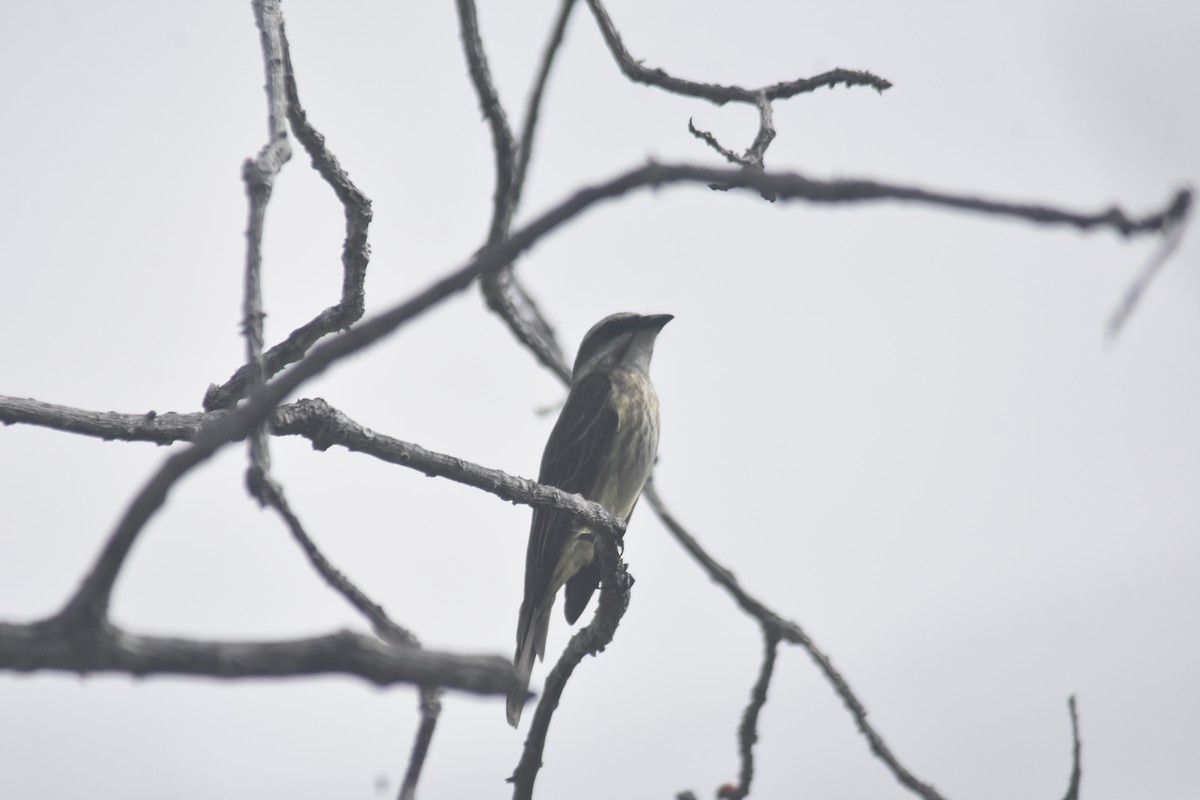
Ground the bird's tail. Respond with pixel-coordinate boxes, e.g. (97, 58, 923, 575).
(507, 601, 550, 727)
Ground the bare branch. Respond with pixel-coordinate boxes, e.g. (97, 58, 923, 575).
(273, 398, 625, 535)
(726, 627, 781, 800)
(7, 164, 1179, 447)
(514, 0, 579, 211)
(204, 11, 373, 412)
(745, 95, 777, 168)
(282, 20, 373, 282)
(51, 436, 226, 629)
(689, 94, 779, 201)
(252, 470, 444, 800)
(643, 483, 949, 800)
(4, 161, 1185, 451)
(1062, 696, 1082, 800)
(0, 396, 205, 444)
(689, 94, 777, 173)
(242, 0, 292, 479)
(399, 687, 444, 800)
(0, 394, 626, 538)
(22, 161, 1190, 636)
(0, 621, 513, 694)
(509, 532, 632, 800)
(252, 473, 420, 648)
(237, 32, 439, 798)
(204, 306, 365, 412)
(584, 0, 890, 106)
(688, 117, 748, 167)
(474, 161, 1188, 256)
(484, 0, 888, 381)
(1106, 212, 1187, 339)
(456, 0, 570, 379)
(493, 276, 571, 382)
(454, 0, 517, 244)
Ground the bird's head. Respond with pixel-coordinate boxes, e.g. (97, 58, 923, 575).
(572, 312, 673, 381)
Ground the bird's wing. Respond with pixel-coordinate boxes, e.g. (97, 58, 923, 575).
(523, 371, 618, 607)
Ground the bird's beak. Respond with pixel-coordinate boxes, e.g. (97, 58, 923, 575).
(641, 314, 674, 331)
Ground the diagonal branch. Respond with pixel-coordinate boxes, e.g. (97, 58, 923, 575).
(643, 482, 949, 800)
(508, 530, 632, 800)
(250, 468, 444, 800)
(456, 0, 569, 378)
(1106, 211, 1187, 339)
(514, 0, 579, 211)
(252, 472, 420, 648)
(273, 399, 624, 533)
(0, 394, 627, 538)
(688, 117, 750, 167)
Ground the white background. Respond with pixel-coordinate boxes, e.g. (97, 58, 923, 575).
(1, 1, 1197, 798)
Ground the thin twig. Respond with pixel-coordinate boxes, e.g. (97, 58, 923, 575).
(584, 0, 890, 106)
(514, 0, 579, 211)
(399, 687, 444, 800)
(727, 627, 781, 800)
(1061, 696, 1082, 800)
(688, 118, 748, 167)
(1106, 212, 1188, 339)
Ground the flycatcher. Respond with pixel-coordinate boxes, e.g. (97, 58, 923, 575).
(507, 312, 672, 727)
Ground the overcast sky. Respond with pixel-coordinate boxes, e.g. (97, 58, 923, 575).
(1, 1, 1197, 799)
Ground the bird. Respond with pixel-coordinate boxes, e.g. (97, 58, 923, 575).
(507, 312, 672, 727)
